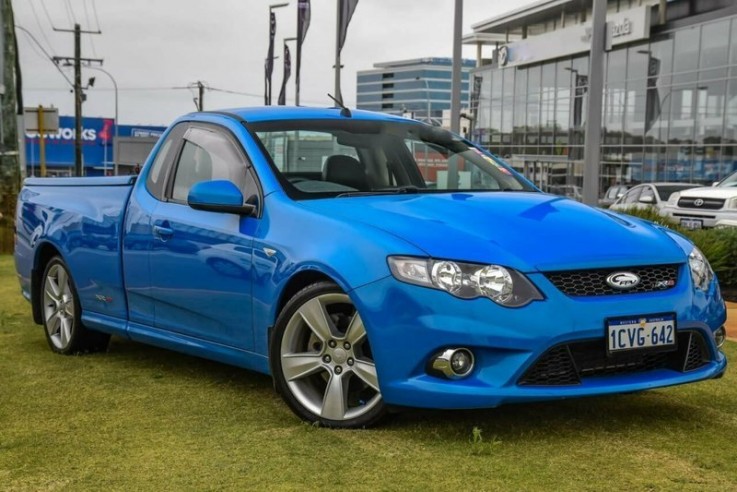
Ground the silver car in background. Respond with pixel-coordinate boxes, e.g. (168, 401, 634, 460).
(610, 182, 701, 215)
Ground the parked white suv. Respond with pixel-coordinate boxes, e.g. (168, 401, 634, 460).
(660, 171, 737, 229)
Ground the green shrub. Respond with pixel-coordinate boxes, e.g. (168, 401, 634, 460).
(614, 207, 737, 289)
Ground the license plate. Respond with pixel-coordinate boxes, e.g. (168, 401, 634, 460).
(680, 218, 703, 230)
(607, 314, 676, 354)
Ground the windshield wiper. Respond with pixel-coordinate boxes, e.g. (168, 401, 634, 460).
(336, 185, 421, 198)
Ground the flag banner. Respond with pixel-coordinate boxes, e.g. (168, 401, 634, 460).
(470, 76, 482, 112)
(338, 0, 359, 52)
(644, 56, 662, 134)
(572, 74, 588, 128)
(278, 44, 292, 106)
(296, 0, 311, 104)
(297, 0, 311, 45)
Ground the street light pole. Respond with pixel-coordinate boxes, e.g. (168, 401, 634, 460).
(582, 0, 607, 206)
(449, 0, 463, 134)
(85, 65, 118, 175)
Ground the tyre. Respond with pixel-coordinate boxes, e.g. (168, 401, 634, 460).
(271, 281, 386, 428)
(41, 256, 110, 354)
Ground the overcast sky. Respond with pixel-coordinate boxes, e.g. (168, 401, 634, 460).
(14, 0, 537, 127)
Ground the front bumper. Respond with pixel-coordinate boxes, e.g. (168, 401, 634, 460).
(661, 205, 737, 228)
(352, 267, 727, 410)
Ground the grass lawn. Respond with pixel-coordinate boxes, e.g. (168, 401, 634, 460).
(1, 255, 736, 491)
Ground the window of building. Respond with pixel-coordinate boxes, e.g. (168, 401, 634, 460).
(700, 20, 730, 70)
(673, 26, 700, 84)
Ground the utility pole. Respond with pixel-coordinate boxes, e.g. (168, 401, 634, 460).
(73, 24, 81, 176)
(197, 81, 204, 111)
(52, 23, 101, 177)
(0, 0, 22, 254)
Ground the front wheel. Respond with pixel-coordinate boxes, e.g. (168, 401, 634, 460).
(41, 256, 110, 354)
(271, 282, 385, 428)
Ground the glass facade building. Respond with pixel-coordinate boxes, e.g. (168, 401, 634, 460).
(356, 58, 475, 122)
(468, 0, 737, 193)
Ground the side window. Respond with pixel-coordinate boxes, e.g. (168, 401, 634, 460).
(145, 124, 186, 200)
(622, 187, 642, 205)
(171, 127, 249, 203)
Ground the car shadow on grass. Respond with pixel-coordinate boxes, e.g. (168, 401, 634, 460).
(98, 335, 723, 438)
(104, 335, 274, 391)
(385, 389, 720, 441)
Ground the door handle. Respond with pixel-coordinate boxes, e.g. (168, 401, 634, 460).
(153, 225, 174, 241)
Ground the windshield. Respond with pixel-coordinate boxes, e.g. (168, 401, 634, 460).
(249, 119, 535, 199)
(655, 184, 699, 200)
(718, 171, 737, 188)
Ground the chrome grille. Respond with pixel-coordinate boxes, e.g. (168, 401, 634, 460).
(677, 197, 725, 210)
(545, 264, 679, 297)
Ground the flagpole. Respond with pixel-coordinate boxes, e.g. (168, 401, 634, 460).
(296, 0, 310, 107)
(334, 0, 342, 104)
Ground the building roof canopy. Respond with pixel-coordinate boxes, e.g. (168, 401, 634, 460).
(471, 0, 589, 35)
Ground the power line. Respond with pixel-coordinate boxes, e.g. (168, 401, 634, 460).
(16, 25, 74, 88)
(40, 0, 58, 30)
(82, 0, 98, 57)
(91, 0, 102, 31)
(29, 0, 55, 55)
(64, 0, 77, 26)
(25, 86, 190, 92)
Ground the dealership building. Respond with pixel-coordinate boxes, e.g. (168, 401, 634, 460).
(465, 0, 737, 192)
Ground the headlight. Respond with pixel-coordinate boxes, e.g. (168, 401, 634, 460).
(728, 197, 737, 209)
(388, 256, 543, 307)
(688, 247, 714, 291)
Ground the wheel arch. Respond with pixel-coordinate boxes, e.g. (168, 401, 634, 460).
(274, 269, 341, 323)
(30, 241, 64, 325)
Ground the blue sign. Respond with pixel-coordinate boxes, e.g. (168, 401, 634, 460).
(25, 115, 166, 173)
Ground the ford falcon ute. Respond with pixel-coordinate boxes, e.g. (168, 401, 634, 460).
(14, 107, 728, 428)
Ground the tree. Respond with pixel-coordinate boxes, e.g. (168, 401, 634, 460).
(0, 0, 21, 254)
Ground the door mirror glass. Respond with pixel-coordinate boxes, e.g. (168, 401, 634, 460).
(187, 180, 255, 216)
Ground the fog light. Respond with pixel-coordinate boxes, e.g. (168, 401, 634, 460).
(431, 348, 475, 379)
(714, 326, 726, 349)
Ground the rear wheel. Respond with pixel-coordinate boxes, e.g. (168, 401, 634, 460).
(41, 257, 110, 354)
(271, 281, 385, 428)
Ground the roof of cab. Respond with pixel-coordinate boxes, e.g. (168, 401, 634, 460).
(190, 106, 416, 124)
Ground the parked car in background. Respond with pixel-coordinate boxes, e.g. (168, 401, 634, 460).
(610, 182, 701, 214)
(548, 184, 582, 201)
(660, 170, 737, 229)
(599, 184, 629, 208)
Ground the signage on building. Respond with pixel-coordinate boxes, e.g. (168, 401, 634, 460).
(500, 6, 651, 68)
(130, 127, 164, 138)
(24, 116, 165, 171)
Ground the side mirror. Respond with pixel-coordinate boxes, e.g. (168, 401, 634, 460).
(712, 181, 719, 187)
(639, 195, 655, 205)
(187, 180, 256, 216)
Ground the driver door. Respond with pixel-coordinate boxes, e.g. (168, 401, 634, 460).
(149, 123, 261, 350)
